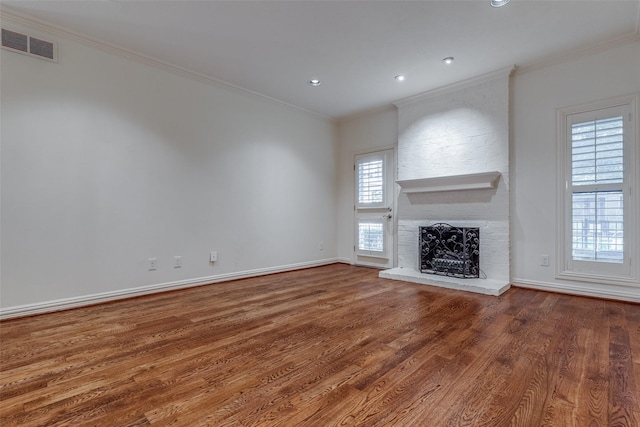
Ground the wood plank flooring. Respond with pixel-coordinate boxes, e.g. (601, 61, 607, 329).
(1, 263, 639, 426)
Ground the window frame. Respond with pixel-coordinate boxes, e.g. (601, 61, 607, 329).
(556, 94, 638, 286)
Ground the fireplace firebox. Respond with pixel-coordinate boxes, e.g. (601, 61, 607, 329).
(419, 223, 480, 278)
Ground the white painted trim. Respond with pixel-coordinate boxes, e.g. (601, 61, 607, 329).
(512, 278, 640, 303)
(335, 256, 353, 265)
(0, 6, 333, 122)
(336, 104, 398, 126)
(353, 261, 387, 269)
(353, 145, 398, 158)
(397, 171, 501, 194)
(393, 66, 515, 108)
(515, 32, 640, 76)
(0, 258, 343, 320)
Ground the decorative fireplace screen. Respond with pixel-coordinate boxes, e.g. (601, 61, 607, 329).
(419, 223, 480, 278)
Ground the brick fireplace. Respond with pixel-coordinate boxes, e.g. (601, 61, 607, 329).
(379, 67, 513, 296)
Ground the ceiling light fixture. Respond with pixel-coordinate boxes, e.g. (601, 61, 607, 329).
(490, 0, 511, 7)
(442, 57, 454, 65)
(308, 79, 321, 87)
(395, 75, 405, 82)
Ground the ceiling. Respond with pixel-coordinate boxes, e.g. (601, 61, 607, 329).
(2, 0, 640, 120)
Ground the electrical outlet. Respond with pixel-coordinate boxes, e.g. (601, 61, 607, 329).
(540, 254, 550, 267)
(174, 256, 182, 268)
(210, 251, 218, 262)
(148, 258, 157, 271)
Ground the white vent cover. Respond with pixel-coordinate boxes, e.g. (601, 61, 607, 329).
(2, 28, 57, 62)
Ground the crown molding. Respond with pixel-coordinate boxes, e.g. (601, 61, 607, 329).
(0, 6, 334, 122)
(336, 103, 397, 125)
(393, 66, 515, 109)
(515, 31, 640, 76)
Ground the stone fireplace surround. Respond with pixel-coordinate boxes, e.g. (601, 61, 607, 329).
(379, 67, 513, 296)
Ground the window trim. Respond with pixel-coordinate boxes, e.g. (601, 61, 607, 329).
(556, 93, 638, 286)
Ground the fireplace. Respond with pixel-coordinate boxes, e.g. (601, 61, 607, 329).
(379, 69, 511, 295)
(419, 223, 480, 278)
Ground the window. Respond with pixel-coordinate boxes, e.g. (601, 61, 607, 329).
(358, 159, 383, 205)
(357, 220, 385, 255)
(571, 116, 624, 263)
(356, 153, 386, 208)
(558, 95, 638, 284)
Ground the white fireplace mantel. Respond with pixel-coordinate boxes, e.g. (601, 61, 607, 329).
(397, 171, 501, 194)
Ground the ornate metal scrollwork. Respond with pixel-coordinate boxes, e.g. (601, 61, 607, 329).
(419, 223, 480, 279)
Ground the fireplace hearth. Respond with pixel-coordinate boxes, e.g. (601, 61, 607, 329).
(420, 223, 480, 279)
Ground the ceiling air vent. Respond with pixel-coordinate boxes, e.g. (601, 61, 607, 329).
(2, 28, 57, 62)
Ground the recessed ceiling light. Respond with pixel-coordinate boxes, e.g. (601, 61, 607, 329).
(308, 79, 321, 87)
(442, 57, 454, 65)
(395, 75, 405, 82)
(490, 0, 511, 7)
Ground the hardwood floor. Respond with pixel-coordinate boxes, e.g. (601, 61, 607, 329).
(1, 264, 638, 426)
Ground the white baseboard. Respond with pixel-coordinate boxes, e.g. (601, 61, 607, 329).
(512, 277, 640, 303)
(0, 258, 342, 320)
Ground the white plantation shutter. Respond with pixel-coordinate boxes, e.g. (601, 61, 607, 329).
(571, 116, 624, 186)
(570, 115, 625, 263)
(358, 220, 384, 253)
(571, 191, 624, 262)
(356, 155, 385, 208)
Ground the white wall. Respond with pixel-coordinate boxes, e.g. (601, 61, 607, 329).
(0, 21, 338, 313)
(336, 108, 397, 263)
(511, 39, 640, 300)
